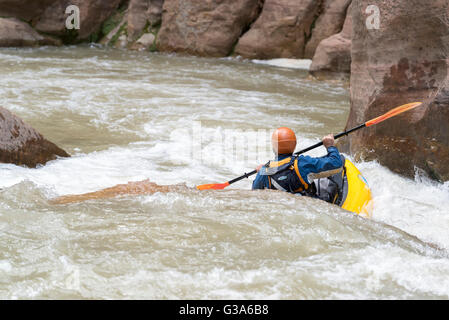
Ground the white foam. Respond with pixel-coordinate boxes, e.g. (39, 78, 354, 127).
(356, 159, 449, 249)
(252, 58, 312, 70)
(0, 260, 12, 272)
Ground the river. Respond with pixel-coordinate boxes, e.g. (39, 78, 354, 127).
(0, 46, 449, 299)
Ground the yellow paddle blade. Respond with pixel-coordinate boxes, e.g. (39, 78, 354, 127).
(365, 102, 422, 127)
(196, 182, 230, 191)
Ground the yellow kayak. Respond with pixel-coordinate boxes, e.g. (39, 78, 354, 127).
(315, 158, 373, 218)
(340, 159, 373, 218)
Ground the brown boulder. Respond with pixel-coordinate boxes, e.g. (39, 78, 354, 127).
(147, 0, 164, 27)
(128, 0, 150, 42)
(304, 0, 352, 59)
(128, 0, 164, 42)
(0, 107, 70, 168)
(0, 0, 59, 23)
(0, 18, 61, 47)
(34, 0, 122, 41)
(156, 0, 264, 57)
(340, 0, 449, 181)
(130, 33, 156, 51)
(234, 0, 321, 59)
(309, 3, 352, 79)
(99, 9, 129, 46)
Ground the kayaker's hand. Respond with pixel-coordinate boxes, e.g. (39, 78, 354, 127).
(256, 164, 264, 172)
(322, 134, 335, 148)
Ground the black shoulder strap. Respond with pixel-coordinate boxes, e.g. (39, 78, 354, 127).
(261, 157, 295, 176)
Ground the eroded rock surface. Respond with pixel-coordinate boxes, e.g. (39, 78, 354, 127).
(157, 0, 264, 57)
(0, 18, 61, 47)
(234, 0, 321, 59)
(0, 107, 70, 168)
(340, 0, 449, 181)
(309, 3, 352, 79)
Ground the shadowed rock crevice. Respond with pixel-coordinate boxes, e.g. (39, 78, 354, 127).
(234, 0, 322, 59)
(304, 0, 352, 59)
(156, 0, 264, 57)
(309, 1, 352, 79)
(229, 0, 265, 56)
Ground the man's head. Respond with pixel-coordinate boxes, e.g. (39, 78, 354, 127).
(272, 127, 297, 155)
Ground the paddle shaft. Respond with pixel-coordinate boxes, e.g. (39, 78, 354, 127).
(294, 123, 366, 156)
(228, 170, 258, 185)
(226, 123, 366, 186)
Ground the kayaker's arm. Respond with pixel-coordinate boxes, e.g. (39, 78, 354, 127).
(252, 171, 269, 190)
(302, 146, 344, 182)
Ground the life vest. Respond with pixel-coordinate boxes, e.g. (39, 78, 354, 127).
(260, 156, 316, 195)
(314, 154, 347, 205)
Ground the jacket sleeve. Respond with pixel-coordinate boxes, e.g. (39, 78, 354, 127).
(252, 172, 269, 190)
(301, 146, 343, 183)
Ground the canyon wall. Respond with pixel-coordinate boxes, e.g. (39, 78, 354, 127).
(340, 0, 449, 181)
(0, 0, 352, 74)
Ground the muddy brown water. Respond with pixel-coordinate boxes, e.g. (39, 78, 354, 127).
(0, 46, 449, 299)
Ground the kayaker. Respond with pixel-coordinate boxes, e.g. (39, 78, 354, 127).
(252, 127, 343, 197)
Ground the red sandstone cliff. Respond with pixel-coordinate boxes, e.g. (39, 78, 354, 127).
(341, 0, 449, 181)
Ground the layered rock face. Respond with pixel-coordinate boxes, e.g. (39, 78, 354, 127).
(34, 0, 122, 41)
(304, 0, 351, 59)
(0, 18, 61, 47)
(0, 0, 125, 45)
(156, 0, 264, 57)
(234, 0, 321, 59)
(128, 0, 163, 42)
(0, 0, 353, 68)
(0, 0, 59, 23)
(99, 0, 164, 50)
(0, 107, 70, 168)
(341, 0, 449, 181)
(309, 3, 352, 79)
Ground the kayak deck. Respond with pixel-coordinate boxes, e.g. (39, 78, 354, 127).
(340, 159, 373, 218)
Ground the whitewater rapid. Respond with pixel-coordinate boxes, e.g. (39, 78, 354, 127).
(0, 46, 448, 299)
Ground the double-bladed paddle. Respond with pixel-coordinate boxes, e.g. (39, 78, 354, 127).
(196, 102, 423, 191)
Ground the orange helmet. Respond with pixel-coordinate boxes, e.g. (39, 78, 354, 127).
(272, 127, 297, 155)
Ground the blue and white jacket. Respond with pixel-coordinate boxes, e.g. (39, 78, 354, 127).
(252, 146, 343, 194)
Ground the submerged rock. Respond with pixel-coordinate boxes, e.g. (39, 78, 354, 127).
(309, 2, 352, 79)
(156, 0, 264, 57)
(0, 107, 70, 168)
(340, 0, 449, 181)
(234, 0, 321, 59)
(51, 179, 188, 204)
